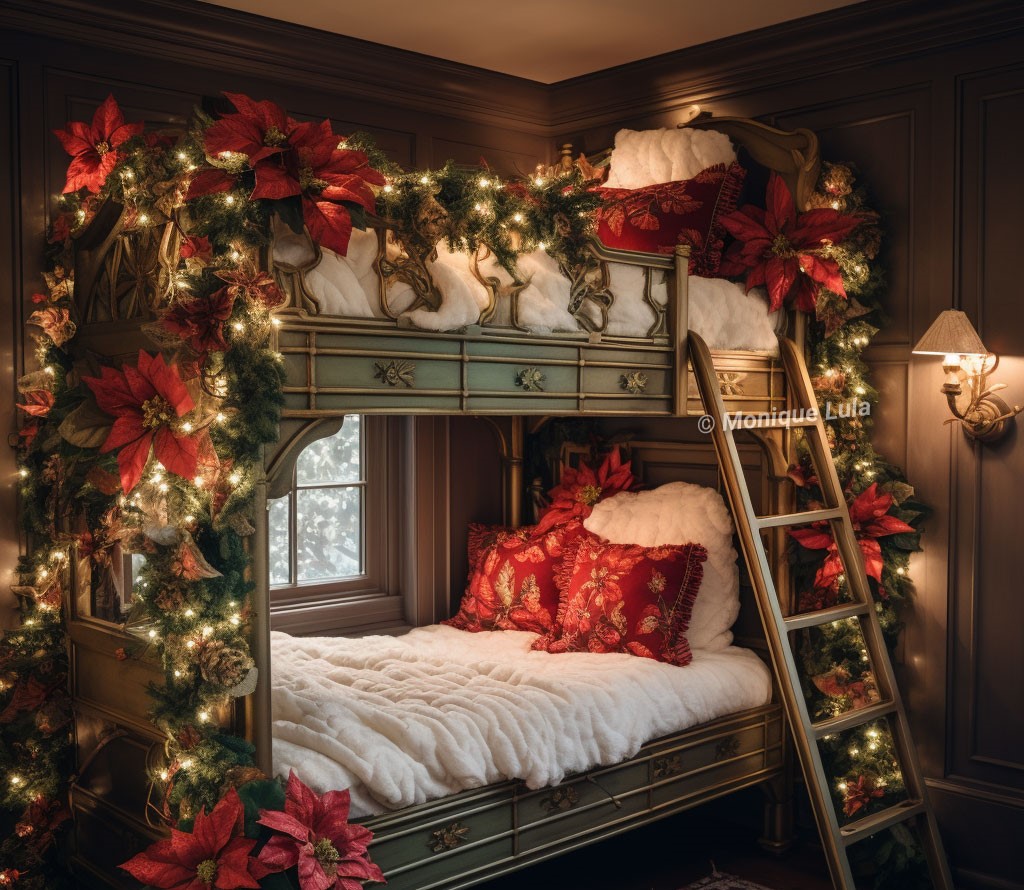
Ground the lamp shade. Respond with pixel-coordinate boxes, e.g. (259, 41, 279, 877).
(912, 310, 988, 356)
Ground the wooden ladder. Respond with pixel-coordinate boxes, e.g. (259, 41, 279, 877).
(688, 330, 954, 890)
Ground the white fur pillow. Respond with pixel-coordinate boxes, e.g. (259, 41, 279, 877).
(583, 481, 739, 651)
(603, 127, 737, 189)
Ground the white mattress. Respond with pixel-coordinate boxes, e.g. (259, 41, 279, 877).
(271, 625, 772, 818)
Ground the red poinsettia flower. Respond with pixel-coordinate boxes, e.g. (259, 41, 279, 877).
(277, 120, 385, 256)
(215, 266, 286, 310)
(82, 350, 207, 493)
(790, 483, 915, 594)
(257, 771, 384, 890)
(190, 93, 384, 256)
(719, 173, 862, 312)
(121, 789, 265, 889)
(162, 288, 236, 359)
(53, 94, 144, 194)
(534, 446, 638, 535)
(841, 774, 885, 818)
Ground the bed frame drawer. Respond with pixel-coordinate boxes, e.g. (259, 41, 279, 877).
(361, 704, 784, 890)
(365, 785, 516, 886)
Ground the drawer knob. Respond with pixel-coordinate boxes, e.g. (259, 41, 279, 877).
(429, 821, 470, 853)
(515, 367, 545, 392)
(620, 371, 649, 394)
(374, 359, 415, 388)
(716, 371, 746, 396)
(715, 736, 740, 761)
(541, 785, 579, 814)
(652, 753, 684, 779)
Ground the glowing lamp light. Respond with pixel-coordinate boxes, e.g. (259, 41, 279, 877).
(198, 710, 210, 723)
(224, 194, 236, 206)
(913, 309, 1021, 442)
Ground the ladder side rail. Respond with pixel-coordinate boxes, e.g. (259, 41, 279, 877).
(688, 331, 857, 889)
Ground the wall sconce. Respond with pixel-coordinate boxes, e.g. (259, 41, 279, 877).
(912, 309, 1021, 443)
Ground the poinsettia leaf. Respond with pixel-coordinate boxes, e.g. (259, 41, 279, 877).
(273, 197, 306, 237)
(58, 399, 113, 449)
(303, 198, 354, 257)
(93, 94, 124, 142)
(185, 167, 236, 201)
(347, 203, 367, 232)
(153, 427, 200, 480)
(236, 779, 286, 838)
(116, 433, 154, 493)
(251, 162, 300, 201)
(765, 173, 796, 235)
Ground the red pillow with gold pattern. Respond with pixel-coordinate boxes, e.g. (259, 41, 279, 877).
(593, 162, 746, 275)
(533, 536, 707, 665)
(444, 521, 588, 634)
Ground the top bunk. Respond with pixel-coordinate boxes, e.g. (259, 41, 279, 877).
(67, 109, 821, 419)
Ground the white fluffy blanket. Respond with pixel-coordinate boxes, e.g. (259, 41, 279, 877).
(271, 626, 771, 818)
(603, 127, 737, 189)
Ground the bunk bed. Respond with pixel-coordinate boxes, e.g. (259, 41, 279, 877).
(62, 115, 820, 889)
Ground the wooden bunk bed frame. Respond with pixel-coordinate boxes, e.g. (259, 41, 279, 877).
(62, 117, 820, 889)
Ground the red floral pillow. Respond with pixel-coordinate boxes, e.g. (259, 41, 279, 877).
(444, 521, 588, 634)
(593, 162, 746, 275)
(533, 536, 708, 665)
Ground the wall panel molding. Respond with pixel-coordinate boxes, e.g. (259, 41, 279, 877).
(0, 0, 551, 132)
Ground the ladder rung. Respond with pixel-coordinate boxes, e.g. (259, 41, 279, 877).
(725, 414, 819, 430)
(840, 799, 926, 846)
(784, 602, 871, 632)
(813, 701, 897, 739)
(756, 506, 844, 530)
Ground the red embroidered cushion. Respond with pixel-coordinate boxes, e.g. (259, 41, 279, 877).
(593, 162, 746, 275)
(444, 521, 587, 634)
(534, 536, 708, 665)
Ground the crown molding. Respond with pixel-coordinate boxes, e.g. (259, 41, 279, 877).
(0, 0, 551, 132)
(548, 0, 1024, 130)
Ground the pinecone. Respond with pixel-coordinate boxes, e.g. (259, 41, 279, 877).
(197, 639, 252, 688)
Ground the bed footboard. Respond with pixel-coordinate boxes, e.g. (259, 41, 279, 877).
(361, 703, 783, 890)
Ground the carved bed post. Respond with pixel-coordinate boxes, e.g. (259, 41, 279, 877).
(673, 244, 690, 416)
(249, 472, 273, 776)
(507, 417, 525, 527)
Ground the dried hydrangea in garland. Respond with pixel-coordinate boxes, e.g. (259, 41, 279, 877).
(719, 164, 930, 885)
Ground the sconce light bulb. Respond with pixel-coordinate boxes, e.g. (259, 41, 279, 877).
(943, 353, 962, 369)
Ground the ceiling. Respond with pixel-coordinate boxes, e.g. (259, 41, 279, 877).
(197, 0, 866, 83)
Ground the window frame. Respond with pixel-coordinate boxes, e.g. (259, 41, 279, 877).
(268, 415, 403, 634)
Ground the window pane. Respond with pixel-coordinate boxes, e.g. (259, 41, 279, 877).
(296, 416, 362, 486)
(296, 487, 362, 582)
(268, 496, 291, 586)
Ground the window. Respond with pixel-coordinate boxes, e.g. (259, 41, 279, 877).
(268, 416, 401, 633)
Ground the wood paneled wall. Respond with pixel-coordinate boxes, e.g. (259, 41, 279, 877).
(2, 0, 1023, 885)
